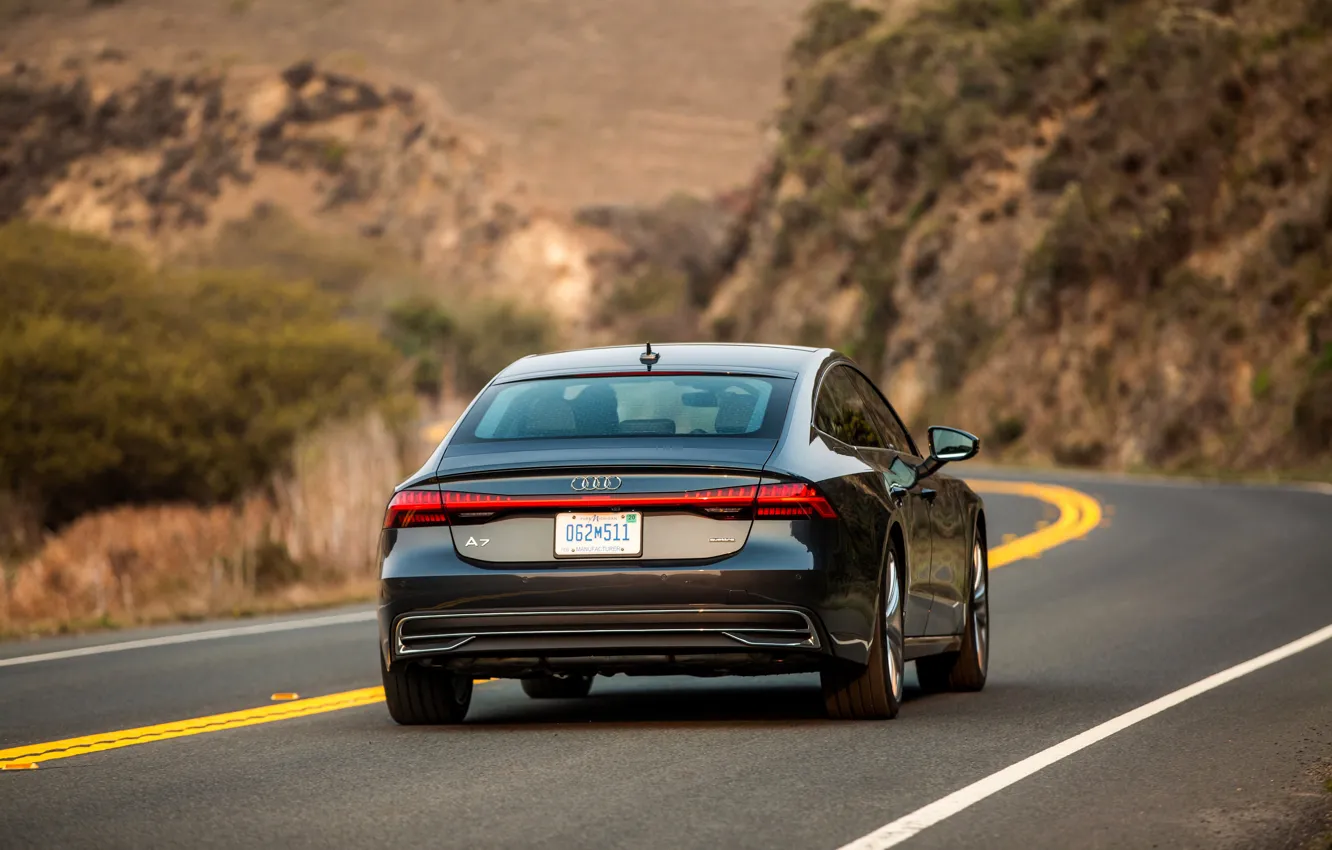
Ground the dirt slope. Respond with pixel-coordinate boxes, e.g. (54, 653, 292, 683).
(1, 0, 808, 207)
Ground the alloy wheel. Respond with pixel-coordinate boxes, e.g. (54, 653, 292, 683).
(884, 551, 905, 704)
(971, 539, 989, 675)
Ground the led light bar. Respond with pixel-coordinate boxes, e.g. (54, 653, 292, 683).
(382, 482, 837, 528)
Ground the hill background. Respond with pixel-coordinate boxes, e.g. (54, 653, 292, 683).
(2, 0, 808, 207)
(704, 0, 1332, 475)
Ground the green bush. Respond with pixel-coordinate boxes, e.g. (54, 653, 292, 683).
(0, 221, 402, 526)
(1294, 368, 1332, 452)
(1020, 182, 1096, 319)
(792, 0, 884, 64)
(385, 295, 555, 397)
(454, 300, 557, 390)
(989, 415, 1027, 448)
(385, 295, 456, 358)
(1251, 367, 1273, 400)
(206, 204, 413, 306)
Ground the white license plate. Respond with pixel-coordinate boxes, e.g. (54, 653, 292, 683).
(554, 512, 642, 558)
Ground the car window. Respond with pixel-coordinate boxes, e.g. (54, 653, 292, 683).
(813, 365, 886, 449)
(454, 374, 794, 442)
(881, 403, 919, 457)
(844, 368, 916, 456)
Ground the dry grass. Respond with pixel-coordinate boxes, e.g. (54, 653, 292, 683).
(269, 413, 408, 579)
(0, 413, 411, 638)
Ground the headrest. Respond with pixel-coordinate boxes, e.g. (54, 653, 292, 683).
(714, 391, 758, 434)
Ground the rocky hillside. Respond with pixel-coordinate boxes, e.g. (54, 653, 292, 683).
(0, 46, 633, 337)
(705, 0, 1332, 473)
(0, 0, 808, 208)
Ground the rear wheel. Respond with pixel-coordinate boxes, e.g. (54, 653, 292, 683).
(821, 546, 905, 720)
(382, 663, 473, 724)
(521, 674, 594, 699)
(917, 523, 989, 692)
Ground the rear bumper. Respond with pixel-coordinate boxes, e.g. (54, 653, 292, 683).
(394, 606, 822, 656)
(377, 524, 869, 676)
(388, 605, 826, 677)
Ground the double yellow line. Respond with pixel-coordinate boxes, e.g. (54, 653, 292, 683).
(1, 479, 1102, 770)
(971, 480, 1103, 568)
(0, 689, 385, 768)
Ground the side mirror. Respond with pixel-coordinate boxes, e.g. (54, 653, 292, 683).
(928, 426, 980, 463)
(915, 426, 980, 481)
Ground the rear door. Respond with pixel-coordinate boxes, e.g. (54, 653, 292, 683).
(434, 373, 795, 567)
(814, 365, 934, 637)
(847, 370, 966, 636)
(920, 473, 969, 636)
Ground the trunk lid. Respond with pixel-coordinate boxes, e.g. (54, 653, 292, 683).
(436, 439, 775, 566)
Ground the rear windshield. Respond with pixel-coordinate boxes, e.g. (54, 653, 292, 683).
(451, 374, 795, 443)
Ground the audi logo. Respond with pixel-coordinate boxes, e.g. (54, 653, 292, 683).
(570, 475, 623, 492)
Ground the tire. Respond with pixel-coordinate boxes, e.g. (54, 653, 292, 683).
(916, 522, 989, 693)
(521, 674, 594, 699)
(382, 662, 473, 725)
(821, 545, 905, 720)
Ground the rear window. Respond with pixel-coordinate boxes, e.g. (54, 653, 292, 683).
(452, 374, 795, 443)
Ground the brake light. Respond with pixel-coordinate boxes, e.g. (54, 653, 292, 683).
(383, 482, 837, 526)
(755, 483, 838, 518)
(383, 489, 448, 528)
(436, 487, 761, 517)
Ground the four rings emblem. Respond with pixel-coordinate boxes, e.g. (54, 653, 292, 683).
(571, 475, 623, 492)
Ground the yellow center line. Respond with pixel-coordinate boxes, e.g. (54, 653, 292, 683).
(967, 480, 1104, 568)
(0, 688, 386, 766)
(1, 481, 1101, 769)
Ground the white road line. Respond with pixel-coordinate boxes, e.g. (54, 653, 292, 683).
(0, 610, 376, 668)
(837, 621, 1332, 850)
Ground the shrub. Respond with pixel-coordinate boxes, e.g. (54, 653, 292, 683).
(385, 295, 555, 397)
(1020, 182, 1096, 318)
(989, 415, 1027, 447)
(792, 1, 884, 65)
(1294, 369, 1332, 452)
(208, 204, 384, 298)
(1250, 368, 1273, 400)
(0, 221, 403, 527)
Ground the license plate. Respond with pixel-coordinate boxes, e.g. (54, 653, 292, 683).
(554, 512, 642, 558)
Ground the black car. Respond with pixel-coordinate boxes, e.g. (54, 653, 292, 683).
(377, 343, 988, 722)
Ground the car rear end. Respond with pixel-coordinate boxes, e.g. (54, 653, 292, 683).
(377, 365, 842, 683)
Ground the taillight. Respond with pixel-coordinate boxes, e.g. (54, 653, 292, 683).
(755, 483, 838, 519)
(670, 486, 759, 518)
(383, 482, 837, 526)
(432, 487, 761, 520)
(383, 489, 448, 528)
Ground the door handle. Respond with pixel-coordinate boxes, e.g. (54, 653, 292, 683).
(920, 488, 938, 504)
(888, 484, 908, 507)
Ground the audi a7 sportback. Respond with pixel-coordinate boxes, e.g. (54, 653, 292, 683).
(378, 343, 987, 722)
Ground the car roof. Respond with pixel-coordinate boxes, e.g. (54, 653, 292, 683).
(492, 342, 830, 382)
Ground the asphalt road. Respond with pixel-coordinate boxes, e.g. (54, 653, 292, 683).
(2, 469, 1331, 850)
